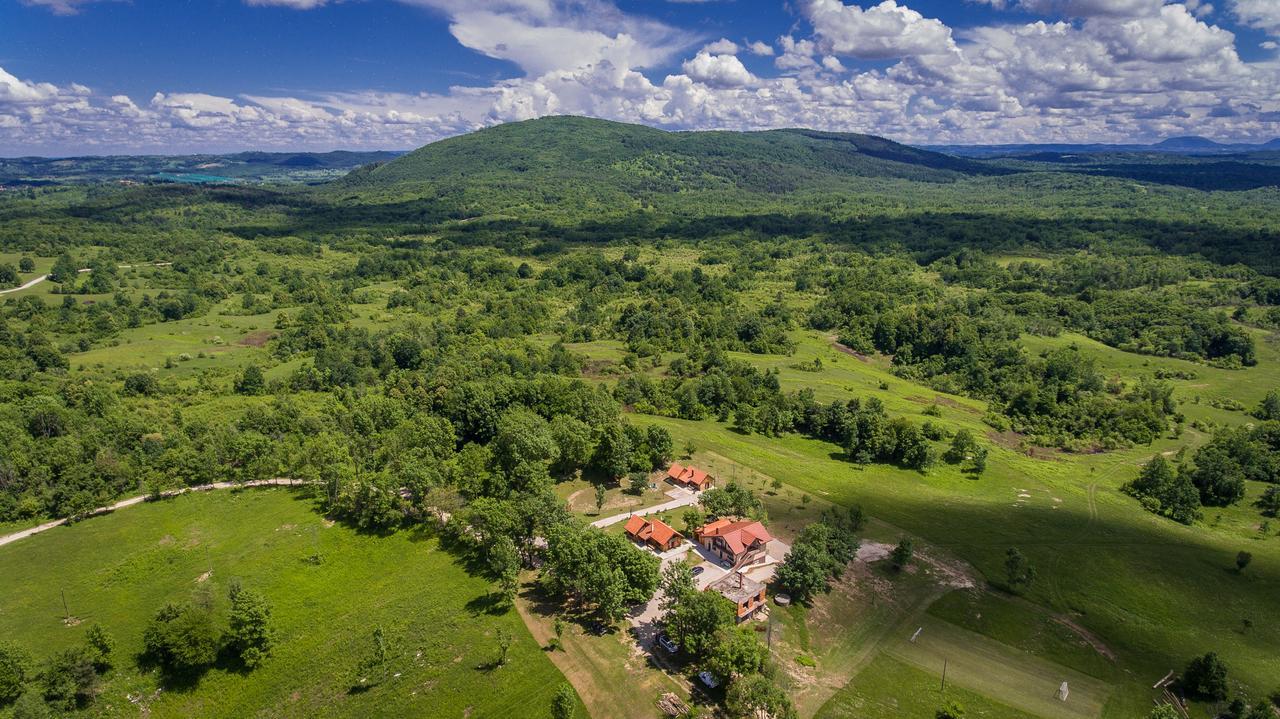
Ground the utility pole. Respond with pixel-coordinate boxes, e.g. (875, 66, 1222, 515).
(941, 657, 948, 693)
(61, 588, 70, 620)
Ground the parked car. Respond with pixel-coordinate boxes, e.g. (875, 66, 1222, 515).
(657, 634, 678, 653)
(691, 565, 705, 576)
(697, 671, 720, 689)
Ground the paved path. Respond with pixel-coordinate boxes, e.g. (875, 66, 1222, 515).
(589, 487, 700, 528)
(0, 262, 172, 296)
(0, 479, 301, 548)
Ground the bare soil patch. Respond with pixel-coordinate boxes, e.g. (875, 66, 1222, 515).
(986, 430, 1063, 462)
(581, 359, 614, 378)
(829, 338, 873, 363)
(237, 330, 277, 347)
(1054, 614, 1117, 662)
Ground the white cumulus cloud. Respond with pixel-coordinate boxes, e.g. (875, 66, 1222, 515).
(1231, 0, 1280, 35)
(805, 0, 958, 59)
(682, 52, 757, 87)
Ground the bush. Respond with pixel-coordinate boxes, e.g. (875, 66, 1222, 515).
(226, 583, 273, 669)
(235, 365, 267, 395)
(40, 646, 100, 711)
(142, 600, 221, 674)
(122, 372, 160, 397)
(890, 537, 914, 571)
(1179, 652, 1228, 701)
(0, 641, 31, 705)
(551, 683, 576, 719)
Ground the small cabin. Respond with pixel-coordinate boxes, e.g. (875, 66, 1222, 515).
(624, 515, 684, 552)
(666, 463, 714, 491)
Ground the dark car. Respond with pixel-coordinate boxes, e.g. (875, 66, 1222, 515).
(657, 634, 679, 653)
(691, 565, 705, 576)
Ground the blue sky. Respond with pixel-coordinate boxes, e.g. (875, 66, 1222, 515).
(2, 0, 1279, 154)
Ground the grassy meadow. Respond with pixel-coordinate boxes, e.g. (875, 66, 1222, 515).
(628, 327, 1280, 719)
(0, 488, 580, 719)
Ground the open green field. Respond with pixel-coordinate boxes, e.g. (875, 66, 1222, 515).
(0, 489, 579, 719)
(4, 117, 1280, 719)
(816, 655, 1037, 719)
(633, 326, 1280, 719)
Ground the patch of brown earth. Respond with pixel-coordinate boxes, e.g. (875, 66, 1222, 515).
(1054, 614, 1117, 662)
(987, 430, 1063, 462)
(581, 359, 614, 379)
(238, 329, 277, 347)
(829, 338, 873, 363)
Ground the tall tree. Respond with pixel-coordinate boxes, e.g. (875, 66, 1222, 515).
(226, 582, 274, 669)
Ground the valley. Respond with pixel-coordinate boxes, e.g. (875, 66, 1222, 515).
(0, 117, 1278, 719)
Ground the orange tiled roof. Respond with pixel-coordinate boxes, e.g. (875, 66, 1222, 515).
(624, 514, 648, 538)
(666, 463, 712, 488)
(647, 517, 681, 546)
(625, 515, 684, 547)
(697, 518, 772, 555)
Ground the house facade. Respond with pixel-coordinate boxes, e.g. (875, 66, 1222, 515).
(666, 463, 714, 491)
(624, 515, 684, 552)
(695, 517, 772, 568)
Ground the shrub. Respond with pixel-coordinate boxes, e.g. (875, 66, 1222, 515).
(0, 641, 31, 705)
(122, 372, 160, 397)
(142, 600, 221, 674)
(1179, 652, 1228, 701)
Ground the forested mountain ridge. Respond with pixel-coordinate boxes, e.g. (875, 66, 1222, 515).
(331, 115, 1008, 203)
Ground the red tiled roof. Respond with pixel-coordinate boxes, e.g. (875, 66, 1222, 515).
(624, 515, 648, 538)
(647, 518, 681, 546)
(666, 463, 712, 488)
(697, 518, 772, 555)
(625, 515, 684, 547)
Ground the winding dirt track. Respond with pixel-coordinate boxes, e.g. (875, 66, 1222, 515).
(0, 262, 172, 296)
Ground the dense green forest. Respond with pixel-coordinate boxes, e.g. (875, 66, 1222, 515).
(2, 117, 1279, 719)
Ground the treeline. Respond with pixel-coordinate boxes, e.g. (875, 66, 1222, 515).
(818, 294, 1176, 447)
(931, 250, 1258, 366)
(1126, 398, 1280, 524)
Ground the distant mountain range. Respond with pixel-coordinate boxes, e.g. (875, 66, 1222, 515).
(4, 120, 1279, 194)
(930, 136, 1280, 157)
(0, 150, 404, 186)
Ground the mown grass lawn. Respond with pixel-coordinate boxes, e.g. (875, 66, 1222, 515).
(0, 488, 580, 719)
(816, 655, 1037, 719)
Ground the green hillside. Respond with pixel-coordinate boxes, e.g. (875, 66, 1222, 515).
(2, 116, 1280, 719)
(332, 116, 1005, 208)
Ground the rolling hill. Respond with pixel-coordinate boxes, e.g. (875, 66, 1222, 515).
(332, 116, 1008, 206)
